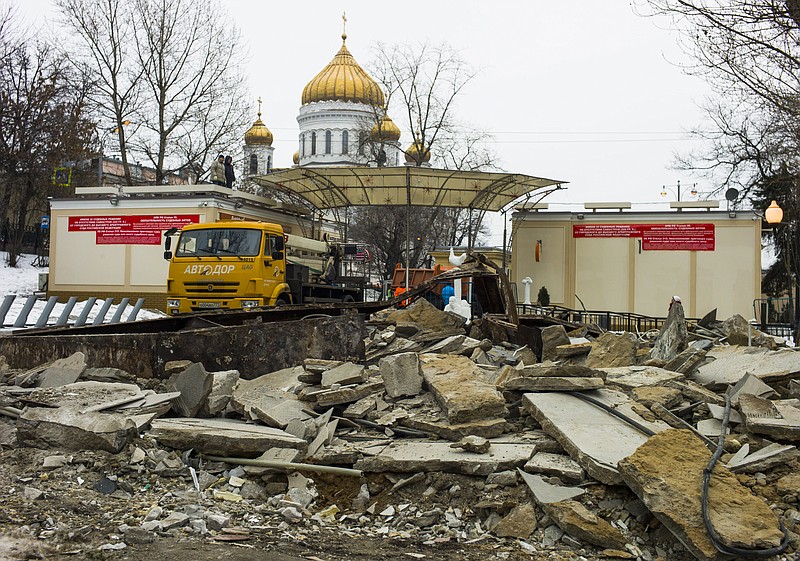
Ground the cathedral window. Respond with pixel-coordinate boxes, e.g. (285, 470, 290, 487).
(311, 132, 317, 155)
(325, 130, 332, 154)
(341, 130, 349, 154)
(358, 132, 366, 156)
(300, 133, 305, 157)
(249, 154, 258, 175)
(267, 156, 272, 173)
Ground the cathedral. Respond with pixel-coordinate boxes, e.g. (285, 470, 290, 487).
(242, 29, 429, 179)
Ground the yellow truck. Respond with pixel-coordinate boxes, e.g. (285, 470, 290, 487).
(163, 221, 363, 314)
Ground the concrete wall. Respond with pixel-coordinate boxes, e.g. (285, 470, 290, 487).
(511, 208, 761, 319)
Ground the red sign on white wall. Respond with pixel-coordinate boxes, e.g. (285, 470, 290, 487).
(573, 223, 715, 251)
(68, 214, 199, 245)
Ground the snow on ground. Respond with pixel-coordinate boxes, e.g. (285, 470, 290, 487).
(1, 252, 165, 331)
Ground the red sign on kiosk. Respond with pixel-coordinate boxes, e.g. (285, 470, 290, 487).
(573, 223, 715, 251)
(68, 214, 199, 245)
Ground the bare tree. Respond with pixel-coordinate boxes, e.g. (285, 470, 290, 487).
(57, 0, 250, 185)
(0, 13, 95, 266)
(56, 0, 142, 185)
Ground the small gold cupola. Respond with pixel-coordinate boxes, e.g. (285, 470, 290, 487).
(244, 98, 273, 146)
(370, 112, 401, 142)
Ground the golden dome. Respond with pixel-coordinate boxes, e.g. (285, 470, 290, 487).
(370, 113, 401, 142)
(292, 150, 300, 165)
(244, 110, 273, 146)
(302, 34, 385, 107)
(405, 137, 431, 164)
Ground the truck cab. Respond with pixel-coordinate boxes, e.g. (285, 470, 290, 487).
(164, 221, 289, 314)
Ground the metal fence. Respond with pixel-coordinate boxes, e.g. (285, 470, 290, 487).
(753, 297, 794, 339)
(517, 303, 685, 334)
(1, 295, 145, 329)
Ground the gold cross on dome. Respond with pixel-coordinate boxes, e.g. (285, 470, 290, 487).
(342, 12, 347, 35)
(257, 97, 262, 117)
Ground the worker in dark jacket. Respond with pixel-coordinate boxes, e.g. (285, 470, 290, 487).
(224, 155, 236, 189)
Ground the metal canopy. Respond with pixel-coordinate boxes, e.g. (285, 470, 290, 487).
(251, 166, 566, 212)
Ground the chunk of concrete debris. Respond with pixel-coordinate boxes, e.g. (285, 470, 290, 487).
(315, 379, 385, 408)
(230, 367, 302, 418)
(517, 470, 585, 504)
(523, 389, 668, 485)
(726, 442, 798, 473)
(80, 367, 135, 383)
(650, 298, 687, 362)
(524, 452, 585, 483)
(693, 346, 800, 388)
(379, 353, 423, 398)
(601, 366, 683, 391)
(546, 500, 626, 550)
(303, 358, 344, 374)
(252, 399, 312, 430)
(512, 362, 606, 379)
(556, 342, 593, 359)
(618, 429, 784, 561)
(450, 435, 490, 453)
(401, 416, 507, 441)
(492, 503, 537, 539)
(739, 395, 800, 441)
(356, 440, 535, 476)
(18, 407, 137, 453)
(37, 352, 87, 388)
(424, 335, 483, 356)
(696, 418, 727, 437)
(321, 362, 367, 389)
(342, 396, 377, 419)
(513, 345, 538, 366)
(25, 381, 145, 412)
(149, 418, 307, 457)
(729, 372, 778, 405)
(504, 375, 604, 392)
(420, 354, 506, 423)
(374, 298, 467, 342)
(166, 362, 213, 417)
(663, 344, 708, 375)
(541, 325, 570, 362)
(586, 332, 637, 368)
(202, 369, 240, 416)
(631, 386, 682, 409)
(722, 314, 777, 349)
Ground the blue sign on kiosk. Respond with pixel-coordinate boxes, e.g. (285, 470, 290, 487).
(40, 216, 50, 229)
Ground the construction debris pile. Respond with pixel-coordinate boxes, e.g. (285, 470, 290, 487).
(0, 297, 799, 560)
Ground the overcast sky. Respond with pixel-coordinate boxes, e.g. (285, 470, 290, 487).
(21, 1, 715, 243)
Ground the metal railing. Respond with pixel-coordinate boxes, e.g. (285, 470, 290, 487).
(753, 297, 794, 339)
(0, 295, 145, 330)
(517, 303, 685, 334)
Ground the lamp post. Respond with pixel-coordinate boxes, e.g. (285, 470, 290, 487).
(763, 200, 797, 339)
(660, 180, 698, 201)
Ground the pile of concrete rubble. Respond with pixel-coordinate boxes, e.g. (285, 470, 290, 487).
(0, 297, 799, 560)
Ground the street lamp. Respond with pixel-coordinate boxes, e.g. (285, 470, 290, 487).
(763, 200, 798, 340)
(660, 179, 698, 201)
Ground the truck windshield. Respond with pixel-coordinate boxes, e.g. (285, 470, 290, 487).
(175, 228, 262, 257)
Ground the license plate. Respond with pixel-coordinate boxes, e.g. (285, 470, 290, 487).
(197, 302, 221, 309)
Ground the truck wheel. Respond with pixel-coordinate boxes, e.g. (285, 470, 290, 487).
(275, 296, 289, 307)
(342, 295, 356, 303)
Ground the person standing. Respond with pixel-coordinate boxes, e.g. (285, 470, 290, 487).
(224, 155, 236, 189)
(210, 154, 225, 186)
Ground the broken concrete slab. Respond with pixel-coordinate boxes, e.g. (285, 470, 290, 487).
(374, 298, 466, 342)
(17, 407, 137, 453)
(523, 389, 668, 485)
(650, 299, 687, 362)
(314, 379, 385, 408)
(666, 379, 725, 406)
(546, 500, 627, 550)
(692, 346, 800, 388)
(586, 332, 637, 368)
(524, 452, 585, 483)
(503, 376, 604, 392)
(696, 418, 727, 437)
(706, 403, 742, 425)
(202, 369, 240, 416)
(450, 435, 491, 453)
(618, 429, 784, 561)
(355, 440, 535, 476)
(38, 352, 87, 388)
(555, 342, 593, 359)
(601, 366, 683, 391)
(303, 358, 344, 374)
(541, 325, 570, 362)
(320, 362, 367, 389)
(230, 367, 302, 418)
(79, 367, 135, 383)
(424, 335, 483, 356)
(342, 396, 377, 419)
(517, 469, 585, 504)
(378, 353, 423, 398)
(663, 345, 708, 375)
(727, 442, 799, 473)
(149, 418, 307, 457)
(252, 399, 312, 430)
(400, 417, 508, 441)
(166, 362, 213, 418)
(420, 354, 506, 423)
(729, 372, 778, 406)
(739, 395, 800, 441)
(365, 336, 423, 363)
(24, 381, 145, 412)
(512, 362, 606, 378)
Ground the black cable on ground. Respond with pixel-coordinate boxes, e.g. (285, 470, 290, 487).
(701, 392, 790, 557)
